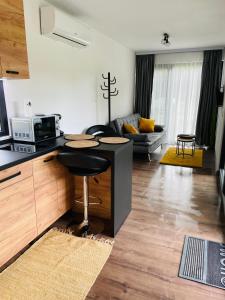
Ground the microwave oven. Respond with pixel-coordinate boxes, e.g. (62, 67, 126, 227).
(11, 115, 60, 143)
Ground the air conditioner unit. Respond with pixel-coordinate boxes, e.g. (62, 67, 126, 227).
(40, 6, 91, 48)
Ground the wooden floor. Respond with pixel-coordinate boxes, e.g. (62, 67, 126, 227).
(87, 147, 225, 300)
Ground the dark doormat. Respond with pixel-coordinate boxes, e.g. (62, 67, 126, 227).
(179, 236, 225, 290)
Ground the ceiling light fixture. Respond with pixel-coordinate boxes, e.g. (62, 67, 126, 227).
(161, 33, 170, 46)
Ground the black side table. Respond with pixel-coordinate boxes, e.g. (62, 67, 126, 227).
(176, 134, 196, 158)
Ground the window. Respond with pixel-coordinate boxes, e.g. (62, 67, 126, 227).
(151, 62, 202, 144)
(0, 81, 9, 137)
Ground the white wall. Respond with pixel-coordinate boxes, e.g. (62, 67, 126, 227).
(3, 0, 135, 134)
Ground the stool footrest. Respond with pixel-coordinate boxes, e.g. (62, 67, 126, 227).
(74, 196, 102, 206)
(74, 200, 84, 204)
(89, 201, 102, 205)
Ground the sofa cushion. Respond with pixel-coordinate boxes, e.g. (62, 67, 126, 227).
(146, 132, 165, 144)
(133, 131, 166, 154)
(124, 133, 148, 142)
(124, 132, 165, 147)
(113, 113, 141, 136)
(132, 132, 165, 145)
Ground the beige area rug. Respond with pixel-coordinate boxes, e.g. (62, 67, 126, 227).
(0, 229, 112, 300)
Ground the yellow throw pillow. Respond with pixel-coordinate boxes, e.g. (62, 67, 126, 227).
(123, 123, 139, 134)
(139, 118, 155, 133)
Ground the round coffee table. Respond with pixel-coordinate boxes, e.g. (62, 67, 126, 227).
(176, 134, 196, 158)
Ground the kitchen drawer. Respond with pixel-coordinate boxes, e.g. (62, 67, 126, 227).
(0, 176, 37, 267)
(0, 161, 33, 191)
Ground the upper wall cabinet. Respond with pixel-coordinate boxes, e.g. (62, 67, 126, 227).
(0, 0, 29, 79)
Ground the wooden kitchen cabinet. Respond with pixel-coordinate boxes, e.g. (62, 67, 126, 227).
(0, 0, 24, 14)
(0, 152, 74, 268)
(0, 166, 37, 267)
(0, 0, 29, 78)
(33, 151, 73, 235)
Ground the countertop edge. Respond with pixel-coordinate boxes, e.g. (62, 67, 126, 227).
(0, 138, 132, 171)
(0, 144, 62, 171)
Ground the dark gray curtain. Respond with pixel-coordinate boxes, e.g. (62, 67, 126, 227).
(195, 50, 223, 147)
(135, 54, 155, 118)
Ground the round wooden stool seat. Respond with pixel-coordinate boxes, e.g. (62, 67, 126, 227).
(99, 137, 129, 144)
(65, 140, 99, 149)
(64, 134, 94, 141)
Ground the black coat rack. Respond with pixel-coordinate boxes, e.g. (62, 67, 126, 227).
(101, 72, 119, 124)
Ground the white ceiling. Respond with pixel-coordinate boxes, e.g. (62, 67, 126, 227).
(46, 0, 225, 52)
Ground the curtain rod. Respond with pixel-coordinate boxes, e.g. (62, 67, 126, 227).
(136, 46, 225, 55)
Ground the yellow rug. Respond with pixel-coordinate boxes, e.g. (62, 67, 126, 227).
(0, 230, 112, 300)
(160, 147, 203, 168)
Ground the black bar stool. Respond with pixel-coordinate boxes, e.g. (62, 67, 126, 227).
(86, 125, 118, 137)
(57, 152, 110, 236)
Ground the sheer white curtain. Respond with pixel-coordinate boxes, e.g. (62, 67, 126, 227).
(151, 62, 202, 144)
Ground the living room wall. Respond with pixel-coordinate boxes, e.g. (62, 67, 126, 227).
(3, 0, 135, 134)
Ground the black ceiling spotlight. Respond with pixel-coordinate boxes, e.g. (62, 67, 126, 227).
(161, 33, 170, 46)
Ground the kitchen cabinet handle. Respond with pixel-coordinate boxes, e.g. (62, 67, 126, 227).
(0, 171, 21, 184)
(93, 177, 99, 184)
(43, 157, 54, 163)
(6, 70, 19, 75)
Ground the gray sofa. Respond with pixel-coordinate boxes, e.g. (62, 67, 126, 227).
(112, 113, 166, 159)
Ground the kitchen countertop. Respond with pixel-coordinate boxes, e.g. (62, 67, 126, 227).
(0, 136, 132, 171)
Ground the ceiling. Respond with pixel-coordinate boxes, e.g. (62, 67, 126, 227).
(46, 0, 225, 52)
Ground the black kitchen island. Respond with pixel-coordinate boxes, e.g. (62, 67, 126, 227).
(0, 137, 133, 236)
